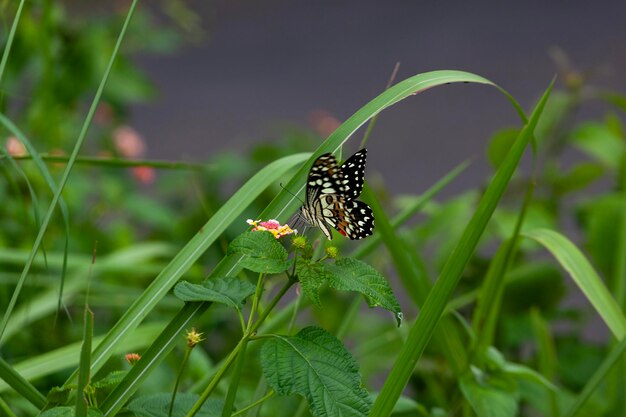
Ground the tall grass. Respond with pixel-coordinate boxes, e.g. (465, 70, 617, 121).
(1, 2, 625, 417)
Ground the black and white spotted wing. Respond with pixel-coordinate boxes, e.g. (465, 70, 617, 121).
(299, 149, 375, 240)
(339, 149, 367, 199)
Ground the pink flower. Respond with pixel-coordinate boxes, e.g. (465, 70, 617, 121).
(113, 126, 146, 158)
(247, 219, 297, 239)
(5, 137, 26, 156)
(131, 166, 156, 184)
(308, 109, 341, 137)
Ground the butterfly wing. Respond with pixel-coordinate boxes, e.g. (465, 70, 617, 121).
(301, 149, 374, 240)
(305, 153, 345, 203)
(320, 195, 375, 240)
(339, 148, 367, 199)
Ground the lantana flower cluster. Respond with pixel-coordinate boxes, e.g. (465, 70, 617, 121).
(247, 219, 297, 239)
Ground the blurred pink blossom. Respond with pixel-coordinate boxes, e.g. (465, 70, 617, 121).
(131, 166, 156, 184)
(113, 126, 146, 158)
(308, 109, 341, 138)
(5, 136, 27, 156)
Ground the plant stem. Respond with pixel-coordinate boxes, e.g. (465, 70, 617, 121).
(186, 278, 296, 417)
(1, 154, 206, 170)
(231, 390, 275, 416)
(169, 347, 192, 417)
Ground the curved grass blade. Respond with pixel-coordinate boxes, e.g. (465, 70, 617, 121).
(524, 228, 626, 338)
(0, 357, 46, 409)
(370, 78, 555, 416)
(63, 153, 308, 386)
(2, 243, 172, 342)
(261, 71, 502, 224)
(0, 0, 139, 344)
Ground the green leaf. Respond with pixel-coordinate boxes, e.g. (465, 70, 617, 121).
(524, 228, 626, 339)
(296, 259, 328, 308)
(460, 368, 518, 417)
(578, 194, 626, 279)
(174, 278, 256, 309)
(552, 162, 605, 194)
(261, 326, 371, 417)
(324, 258, 402, 326)
(91, 370, 127, 389)
(228, 231, 291, 274)
(39, 407, 104, 417)
(126, 393, 223, 417)
(569, 122, 625, 169)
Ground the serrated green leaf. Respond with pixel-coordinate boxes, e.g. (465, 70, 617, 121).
(228, 231, 291, 274)
(296, 259, 328, 308)
(39, 407, 104, 417)
(126, 393, 222, 417)
(460, 369, 519, 417)
(92, 370, 127, 389)
(174, 278, 256, 309)
(46, 385, 72, 406)
(261, 326, 371, 417)
(324, 258, 402, 326)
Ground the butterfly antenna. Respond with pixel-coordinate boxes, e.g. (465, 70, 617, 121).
(279, 182, 304, 204)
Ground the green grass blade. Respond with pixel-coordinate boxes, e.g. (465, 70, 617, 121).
(362, 186, 467, 373)
(0, 357, 46, 409)
(0, 0, 139, 344)
(471, 174, 535, 360)
(563, 336, 626, 417)
(530, 308, 560, 417)
(3, 243, 172, 342)
(75, 308, 93, 417)
(64, 154, 308, 386)
(0, 323, 165, 393)
(0, 0, 24, 85)
(524, 228, 626, 339)
(2, 154, 208, 170)
(370, 78, 555, 416)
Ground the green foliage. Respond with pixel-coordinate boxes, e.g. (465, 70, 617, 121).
(127, 393, 223, 417)
(174, 279, 256, 309)
(1, 3, 626, 416)
(39, 407, 104, 417)
(325, 258, 402, 325)
(261, 326, 371, 417)
(228, 231, 292, 274)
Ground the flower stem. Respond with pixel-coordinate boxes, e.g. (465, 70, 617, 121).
(186, 277, 296, 417)
(169, 347, 192, 417)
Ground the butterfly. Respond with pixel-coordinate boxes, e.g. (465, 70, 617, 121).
(299, 149, 375, 240)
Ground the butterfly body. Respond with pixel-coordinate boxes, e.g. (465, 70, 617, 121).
(300, 149, 374, 240)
